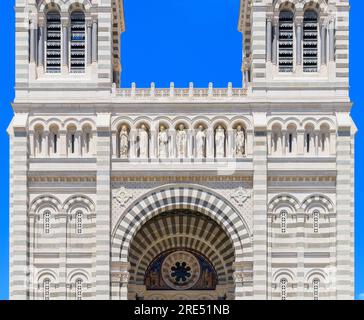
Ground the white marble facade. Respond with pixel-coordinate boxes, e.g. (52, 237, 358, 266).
(8, 0, 355, 300)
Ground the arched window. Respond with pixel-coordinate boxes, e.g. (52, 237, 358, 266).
(305, 125, 315, 155)
(288, 133, 293, 153)
(46, 11, 61, 73)
(67, 126, 78, 156)
(43, 278, 51, 300)
(286, 125, 297, 155)
(76, 211, 83, 235)
(43, 211, 51, 234)
(280, 278, 288, 300)
(82, 125, 92, 156)
(319, 124, 330, 156)
(49, 126, 59, 155)
(272, 125, 282, 155)
(313, 278, 320, 300)
(75, 278, 83, 300)
(279, 10, 294, 72)
(70, 11, 86, 73)
(303, 10, 318, 72)
(280, 210, 288, 234)
(34, 126, 44, 157)
(313, 210, 320, 233)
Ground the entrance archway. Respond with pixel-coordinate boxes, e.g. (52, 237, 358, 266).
(128, 210, 234, 300)
(111, 184, 253, 300)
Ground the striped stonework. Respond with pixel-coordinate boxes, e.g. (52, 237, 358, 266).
(252, 113, 268, 299)
(95, 113, 112, 299)
(111, 184, 253, 300)
(9, 0, 355, 300)
(8, 114, 29, 300)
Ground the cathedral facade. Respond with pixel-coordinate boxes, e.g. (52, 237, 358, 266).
(9, 0, 355, 300)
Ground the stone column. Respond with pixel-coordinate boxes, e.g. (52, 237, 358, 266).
(59, 129, 67, 157)
(267, 131, 272, 156)
(206, 129, 214, 159)
(95, 113, 112, 299)
(266, 18, 272, 62)
(329, 19, 335, 62)
(38, 22, 45, 67)
(87, 21, 92, 65)
(92, 19, 98, 63)
(43, 130, 49, 157)
(169, 128, 176, 159)
(29, 19, 37, 63)
(150, 127, 157, 159)
(272, 20, 278, 65)
(297, 130, 305, 156)
(252, 113, 268, 299)
(320, 23, 327, 65)
(227, 129, 234, 158)
(296, 20, 303, 66)
(111, 262, 130, 300)
(8, 113, 29, 300)
(129, 129, 137, 159)
(282, 130, 287, 156)
(188, 129, 194, 159)
(233, 262, 254, 300)
(62, 20, 69, 70)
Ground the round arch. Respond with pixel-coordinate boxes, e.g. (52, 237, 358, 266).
(112, 184, 252, 264)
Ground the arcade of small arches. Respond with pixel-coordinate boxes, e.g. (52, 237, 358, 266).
(29, 193, 95, 238)
(29, 117, 337, 159)
(268, 193, 335, 234)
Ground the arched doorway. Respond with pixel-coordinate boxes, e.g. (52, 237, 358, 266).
(127, 210, 234, 300)
(111, 184, 253, 300)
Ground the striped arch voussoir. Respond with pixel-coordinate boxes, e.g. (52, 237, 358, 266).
(301, 195, 334, 213)
(63, 195, 95, 213)
(38, 0, 92, 13)
(268, 194, 300, 213)
(112, 185, 252, 263)
(29, 195, 62, 214)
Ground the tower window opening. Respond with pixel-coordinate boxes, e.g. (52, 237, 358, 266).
(70, 11, 86, 73)
(279, 11, 294, 72)
(303, 10, 318, 72)
(46, 11, 61, 73)
(71, 134, 75, 154)
(306, 133, 310, 153)
(288, 133, 293, 153)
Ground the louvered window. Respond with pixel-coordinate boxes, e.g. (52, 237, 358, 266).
(70, 11, 86, 73)
(279, 11, 294, 72)
(46, 11, 61, 73)
(303, 10, 318, 72)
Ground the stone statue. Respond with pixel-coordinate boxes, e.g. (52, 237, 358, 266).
(176, 124, 187, 158)
(196, 125, 206, 158)
(119, 125, 129, 158)
(158, 125, 169, 158)
(139, 124, 149, 158)
(215, 125, 225, 157)
(235, 125, 246, 157)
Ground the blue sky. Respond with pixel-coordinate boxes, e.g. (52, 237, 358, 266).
(0, 0, 362, 299)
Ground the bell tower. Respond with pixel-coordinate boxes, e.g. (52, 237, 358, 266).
(239, 0, 350, 99)
(14, 0, 125, 101)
